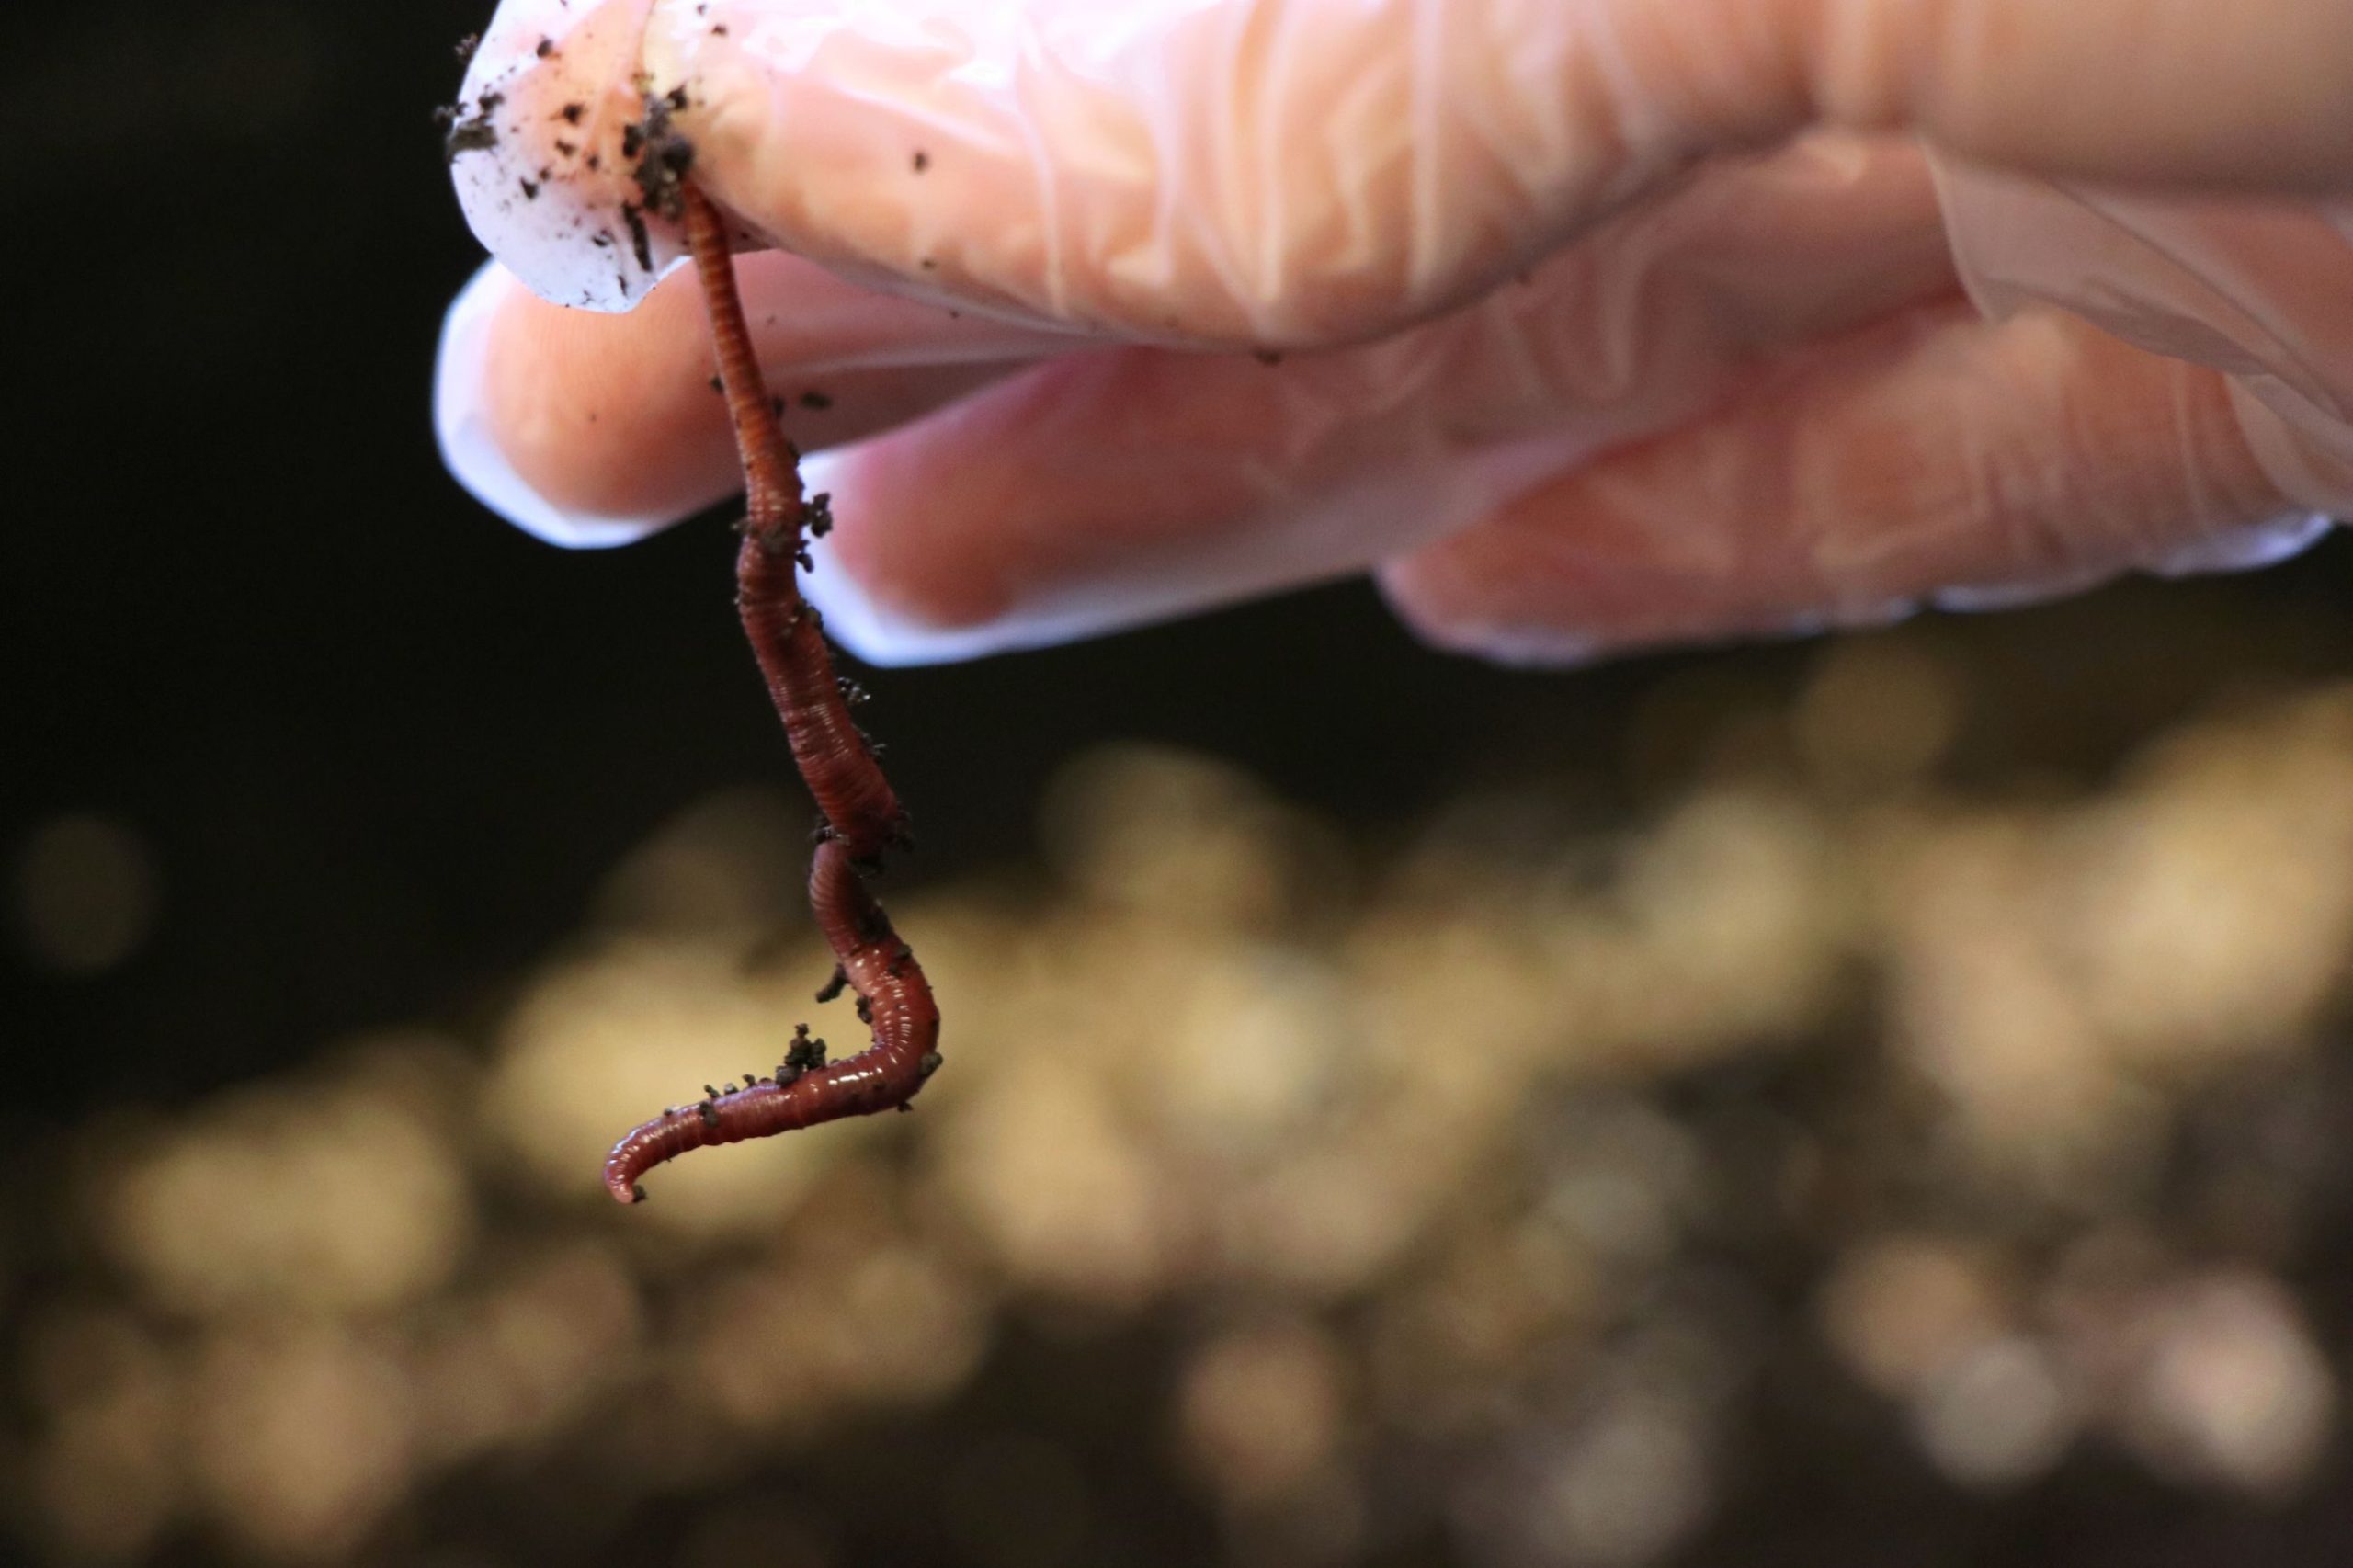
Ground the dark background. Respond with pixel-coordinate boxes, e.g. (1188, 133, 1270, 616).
(7, 4, 2353, 1566)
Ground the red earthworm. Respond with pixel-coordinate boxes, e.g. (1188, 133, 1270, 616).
(600, 177, 936, 1204)
(602, 840, 942, 1203)
(680, 184, 910, 862)
(737, 543, 910, 864)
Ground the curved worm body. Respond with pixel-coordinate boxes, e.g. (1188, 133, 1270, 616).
(598, 173, 938, 1204)
(603, 842, 942, 1202)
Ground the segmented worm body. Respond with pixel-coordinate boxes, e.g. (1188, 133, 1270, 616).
(737, 544, 909, 864)
(601, 841, 941, 1202)
(601, 176, 937, 1204)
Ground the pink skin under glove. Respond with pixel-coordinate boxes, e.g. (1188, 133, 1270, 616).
(438, 0, 2353, 666)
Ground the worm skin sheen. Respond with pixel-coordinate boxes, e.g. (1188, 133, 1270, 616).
(603, 842, 942, 1203)
(737, 538, 908, 861)
(600, 179, 937, 1204)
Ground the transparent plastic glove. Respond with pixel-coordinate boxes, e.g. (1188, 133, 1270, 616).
(438, 0, 2353, 665)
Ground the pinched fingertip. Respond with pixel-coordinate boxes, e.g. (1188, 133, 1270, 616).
(447, 0, 692, 314)
(436, 262, 678, 549)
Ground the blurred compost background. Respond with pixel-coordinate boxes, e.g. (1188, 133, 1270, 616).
(9, 4, 2353, 1566)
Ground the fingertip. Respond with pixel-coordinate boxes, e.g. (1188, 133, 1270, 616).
(435, 262, 676, 549)
(798, 549, 998, 666)
(448, 0, 688, 314)
(1927, 570, 2113, 615)
(796, 455, 1027, 665)
(1375, 557, 1608, 669)
(801, 443, 1240, 666)
(2143, 511, 2336, 577)
(1929, 512, 2335, 614)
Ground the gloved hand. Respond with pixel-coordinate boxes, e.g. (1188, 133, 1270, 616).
(436, 0, 2353, 665)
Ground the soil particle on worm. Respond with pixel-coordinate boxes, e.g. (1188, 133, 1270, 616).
(624, 85, 697, 222)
